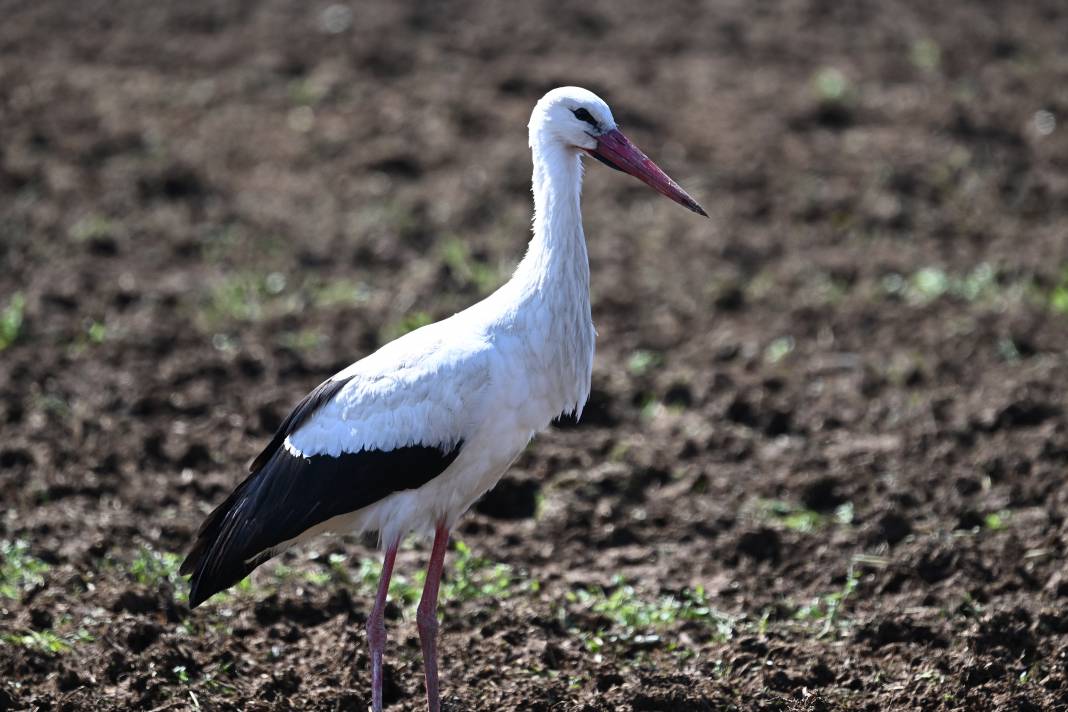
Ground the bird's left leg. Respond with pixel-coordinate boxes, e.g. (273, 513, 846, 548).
(416, 520, 450, 712)
(367, 540, 399, 712)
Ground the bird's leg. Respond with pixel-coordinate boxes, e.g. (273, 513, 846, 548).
(367, 540, 399, 712)
(417, 520, 450, 712)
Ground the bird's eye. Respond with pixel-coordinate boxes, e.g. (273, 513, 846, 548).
(572, 108, 598, 128)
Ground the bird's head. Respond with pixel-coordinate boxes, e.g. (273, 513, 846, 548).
(529, 86, 707, 217)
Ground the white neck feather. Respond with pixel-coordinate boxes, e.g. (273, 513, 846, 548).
(513, 140, 590, 301)
(487, 137, 594, 421)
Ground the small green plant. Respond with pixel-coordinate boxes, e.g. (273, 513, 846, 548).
(627, 350, 662, 376)
(794, 565, 860, 637)
(310, 278, 371, 308)
(130, 546, 190, 602)
(4, 630, 71, 655)
(910, 38, 941, 72)
(1049, 265, 1068, 314)
(288, 78, 325, 107)
(279, 544, 518, 613)
(0, 540, 49, 600)
(172, 665, 191, 684)
(639, 396, 665, 422)
(278, 327, 325, 351)
(753, 499, 853, 533)
(0, 293, 25, 351)
(131, 547, 183, 586)
(882, 264, 999, 306)
(441, 239, 500, 295)
(34, 394, 71, 419)
(385, 311, 434, 340)
(69, 214, 114, 243)
(813, 67, 850, 102)
(2, 627, 92, 655)
(200, 659, 238, 696)
(997, 338, 1022, 362)
(86, 321, 107, 344)
(352, 557, 421, 606)
(765, 336, 795, 364)
(200, 272, 292, 327)
(984, 511, 1010, 531)
(597, 581, 731, 634)
(444, 540, 514, 601)
(567, 578, 734, 654)
(302, 553, 350, 587)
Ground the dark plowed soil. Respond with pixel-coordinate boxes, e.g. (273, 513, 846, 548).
(3, 0, 1068, 710)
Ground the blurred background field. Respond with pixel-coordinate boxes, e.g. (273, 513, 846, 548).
(2, 0, 1068, 709)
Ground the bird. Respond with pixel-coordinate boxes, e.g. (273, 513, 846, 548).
(181, 86, 706, 712)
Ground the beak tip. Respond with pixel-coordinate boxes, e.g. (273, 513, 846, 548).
(685, 199, 708, 218)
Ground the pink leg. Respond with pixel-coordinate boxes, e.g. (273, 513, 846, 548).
(367, 541, 399, 712)
(417, 521, 450, 712)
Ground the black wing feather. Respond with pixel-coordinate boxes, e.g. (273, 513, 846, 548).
(181, 374, 463, 608)
(183, 443, 463, 607)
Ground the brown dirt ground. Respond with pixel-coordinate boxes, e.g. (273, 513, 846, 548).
(3, 0, 1068, 710)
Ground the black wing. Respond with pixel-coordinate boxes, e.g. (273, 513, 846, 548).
(181, 376, 463, 608)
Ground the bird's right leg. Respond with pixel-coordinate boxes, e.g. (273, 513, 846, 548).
(367, 540, 399, 712)
(417, 521, 450, 712)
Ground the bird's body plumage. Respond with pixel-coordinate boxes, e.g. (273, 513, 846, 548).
(281, 208, 596, 548)
(183, 86, 704, 711)
(182, 123, 596, 600)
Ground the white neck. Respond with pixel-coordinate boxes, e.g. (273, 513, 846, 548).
(512, 140, 590, 299)
(480, 136, 595, 422)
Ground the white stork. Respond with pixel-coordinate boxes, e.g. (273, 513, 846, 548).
(181, 86, 706, 711)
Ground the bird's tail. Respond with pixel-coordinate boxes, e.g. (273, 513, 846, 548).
(180, 472, 264, 608)
(180, 446, 330, 607)
(180, 453, 305, 607)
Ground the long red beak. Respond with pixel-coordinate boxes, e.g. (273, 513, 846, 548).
(587, 129, 707, 217)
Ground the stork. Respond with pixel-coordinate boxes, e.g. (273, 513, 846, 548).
(181, 86, 706, 711)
